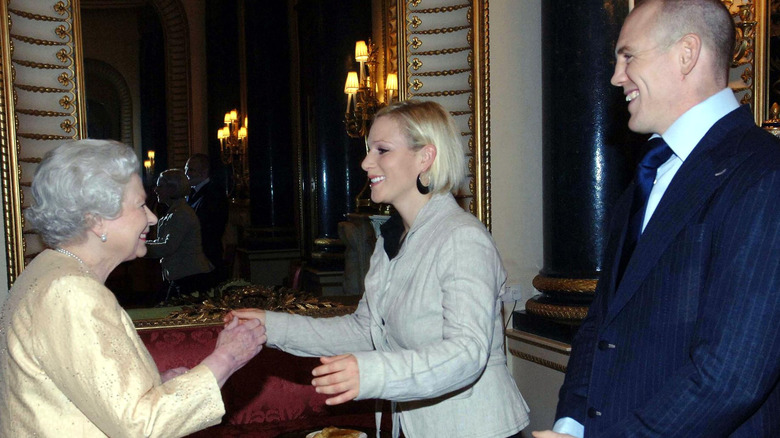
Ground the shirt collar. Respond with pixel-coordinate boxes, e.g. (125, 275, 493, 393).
(660, 88, 739, 161)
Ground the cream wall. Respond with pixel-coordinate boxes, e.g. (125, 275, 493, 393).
(489, 0, 557, 432)
(491, 0, 543, 294)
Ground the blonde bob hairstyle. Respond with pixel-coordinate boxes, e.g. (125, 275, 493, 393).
(374, 100, 465, 195)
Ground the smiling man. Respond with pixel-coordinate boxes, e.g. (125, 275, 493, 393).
(533, 0, 780, 437)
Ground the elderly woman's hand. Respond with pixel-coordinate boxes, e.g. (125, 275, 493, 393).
(225, 308, 266, 326)
(200, 317, 267, 387)
(311, 354, 360, 405)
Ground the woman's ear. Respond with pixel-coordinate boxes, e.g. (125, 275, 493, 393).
(420, 144, 437, 172)
(87, 214, 106, 241)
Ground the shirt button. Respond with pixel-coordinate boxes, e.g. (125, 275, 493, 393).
(598, 340, 616, 350)
(588, 407, 602, 418)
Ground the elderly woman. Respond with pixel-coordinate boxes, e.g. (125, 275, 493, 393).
(0, 140, 266, 437)
(146, 168, 213, 301)
(230, 100, 530, 437)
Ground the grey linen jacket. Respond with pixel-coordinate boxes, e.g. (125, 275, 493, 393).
(266, 193, 530, 438)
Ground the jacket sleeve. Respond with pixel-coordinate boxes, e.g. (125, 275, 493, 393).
(31, 276, 224, 437)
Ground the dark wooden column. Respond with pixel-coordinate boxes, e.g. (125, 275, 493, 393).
(517, 0, 644, 340)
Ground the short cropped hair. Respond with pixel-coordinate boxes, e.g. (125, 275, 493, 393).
(26, 139, 139, 247)
(374, 100, 465, 194)
(640, 0, 735, 85)
(157, 168, 191, 199)
(186, 153, 210, 175)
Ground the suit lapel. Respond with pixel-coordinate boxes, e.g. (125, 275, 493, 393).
(602, 106, 755, 328)
(189, 183, 209, 210)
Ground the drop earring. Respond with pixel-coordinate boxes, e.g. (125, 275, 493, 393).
(416, 173, 431, 195)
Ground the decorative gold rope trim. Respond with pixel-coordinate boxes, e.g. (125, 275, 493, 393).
(16, 133, 71, 141)
(14, 83, 69, 93)
(8, 8, 67, 22)
(13, 59, 68, 69)
(15, 109, 71, 117)
(412, 89, 471, 97)
(525, 298, 589, 321)
(413, 47, 470, 56)
(10, 34, 67, 46)
(413, 68, 470, 77)
(532, 275, 597, 294)
(410, 25, 471, 35)
(413, 4, 470, 14)
(508, 348, 567, 373)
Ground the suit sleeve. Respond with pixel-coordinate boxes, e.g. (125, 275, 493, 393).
(556, 188, 632, 425)
(555, 291, 600, 425)
(605, 166, 780, 435)
(31, 276, 224, 437)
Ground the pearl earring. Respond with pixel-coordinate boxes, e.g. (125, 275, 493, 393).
(100, 233, 107, 242)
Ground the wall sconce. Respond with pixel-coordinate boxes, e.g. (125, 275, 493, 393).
(344, 39, 398, 138)
(217, 109, 249, 200)
(144, 150, 155, 181)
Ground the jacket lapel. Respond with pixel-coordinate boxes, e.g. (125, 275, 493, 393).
(602, 106, 755, 328)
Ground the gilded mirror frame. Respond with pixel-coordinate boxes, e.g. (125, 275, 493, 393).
(0, 0, 485, 290)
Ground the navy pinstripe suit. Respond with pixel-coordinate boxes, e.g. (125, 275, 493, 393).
(557, 105, 780, 437)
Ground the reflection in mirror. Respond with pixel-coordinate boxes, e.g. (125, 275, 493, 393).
(78, 0, 376, 309)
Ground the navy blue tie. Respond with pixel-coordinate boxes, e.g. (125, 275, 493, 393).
(618, 137, 673, 283)
(629, 137, 673, 241)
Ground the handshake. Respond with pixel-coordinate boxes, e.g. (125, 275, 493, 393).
(181, 309, 268, 388)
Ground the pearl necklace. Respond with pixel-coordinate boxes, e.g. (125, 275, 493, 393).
(55, 248, 86, 267)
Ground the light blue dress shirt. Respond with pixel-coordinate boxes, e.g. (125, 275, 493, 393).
(552, 88, 740, 438)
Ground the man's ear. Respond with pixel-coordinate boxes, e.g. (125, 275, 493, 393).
(420, 144, 437, 172)
(678, 33, 701, 76)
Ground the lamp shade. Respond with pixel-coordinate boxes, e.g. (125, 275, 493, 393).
(354, 41, 369, 62)
(385, 73, 398, 92)
(344, 71, 360, 94)
(230, 110, 238, 122)
(224, 113, 232, 124)
(238, 127, 247, 139)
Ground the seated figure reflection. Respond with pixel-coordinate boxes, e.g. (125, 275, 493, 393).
(146, 168, 214, 302)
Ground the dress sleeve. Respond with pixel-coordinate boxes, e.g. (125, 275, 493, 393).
(31, 275, 224, 438)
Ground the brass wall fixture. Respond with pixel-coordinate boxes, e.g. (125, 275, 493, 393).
(217, 109, 249, 200)
(343, 39, 398, 138)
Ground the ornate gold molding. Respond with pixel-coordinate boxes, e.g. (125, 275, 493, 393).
(725, 0, 767, 124)
(1, 0, 86, 279)
(508, 348, 568, 373)
(399, 0, 490, 228)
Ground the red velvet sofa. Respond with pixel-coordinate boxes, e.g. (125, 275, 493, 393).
(138, 324, 389, 437)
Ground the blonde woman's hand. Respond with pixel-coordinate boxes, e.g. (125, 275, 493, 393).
(312, 354, 360, 406)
